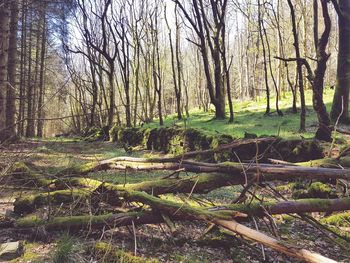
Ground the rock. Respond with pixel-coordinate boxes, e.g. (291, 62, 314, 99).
(0, 241, 23, 260)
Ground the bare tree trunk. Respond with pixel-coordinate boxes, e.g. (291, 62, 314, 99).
(18, 0, 27, 136)
(0, 1, 10, 141)
(258, 0, 270, 115)
(25, 11, 34, 137)
(6, 0, 18, 138)
(36, 4, 47, 137)
(313, 0, 332, 141)
(287, 0, 306, 131)
(330, 0, 350, 123)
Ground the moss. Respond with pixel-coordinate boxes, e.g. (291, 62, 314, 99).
(5, 162, 51, 187)
(14, 189, 90, 214)
(169, 134, 185, 155)
(123, 190, 237, 221)
(109, 125, 122, 142)
(83, 126, 109, 142)
(94, 242, 159, 263)
(211, 134, 234, 162)
(321, 212, 350, 227)
(291, 181, 337, 199)
(307, 182, 334, 198)
(141, 128, 152, 147)
(16, 213, 115, 229)
(118, 128, 144, 146)
(9, 242, 44, 263)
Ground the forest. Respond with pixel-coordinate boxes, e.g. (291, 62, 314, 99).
(0, 0, 350, 262)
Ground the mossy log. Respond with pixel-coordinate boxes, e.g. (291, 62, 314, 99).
(12, 197, 350, 228)
(2, 162, 102, 189)
(297, 156, 350, 168)
(89, 157, 350, 181)
(12, 215, 337, 262)
(12, 190, 340, 263)
(13, 189, 91, 214)
(2, 162, 52, 187)
(14, 175, 350, 219)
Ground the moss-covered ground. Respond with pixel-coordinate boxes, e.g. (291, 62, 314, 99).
(144, 88, 342, 139)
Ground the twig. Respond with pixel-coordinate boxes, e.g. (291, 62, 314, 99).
(132, 220, 137, 256)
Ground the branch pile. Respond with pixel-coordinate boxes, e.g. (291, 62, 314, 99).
(1, 141, 350, 262)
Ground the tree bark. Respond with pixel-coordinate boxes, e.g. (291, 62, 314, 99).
(6, 0, 18, 138)
(0, 1, 10, 141)
(287, 0, 306, 131)
(330, 0, 350, 123)
(313, 0, 332, 141)
(36, 4, 47, 137)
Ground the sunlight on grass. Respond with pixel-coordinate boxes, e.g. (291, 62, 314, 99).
(145, 88, 335, 139)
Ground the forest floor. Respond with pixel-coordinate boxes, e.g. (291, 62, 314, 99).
(0, 138, 349, 262)
(145, 88, 338, 139)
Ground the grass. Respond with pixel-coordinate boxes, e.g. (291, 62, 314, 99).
(50, 234, 83, 263)
(145, 88, 336, 139)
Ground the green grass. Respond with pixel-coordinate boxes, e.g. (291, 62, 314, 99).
(145, 88, 336, 139)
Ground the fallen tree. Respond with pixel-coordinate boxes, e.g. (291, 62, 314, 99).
(14, 181, 350, 216)
(9, 189, 343, 263)
(3, 145, 350, 262)
(77, 157, 350, 181)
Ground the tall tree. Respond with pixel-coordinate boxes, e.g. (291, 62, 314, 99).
(0, 1, 11, 141)
(330, 0, 350, 123)
(6, 0, 19, 137)
(287, 0, 306, 131)
(175, 0, 228, 120)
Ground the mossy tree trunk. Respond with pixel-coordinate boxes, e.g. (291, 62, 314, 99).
(331, 0, 350, 123)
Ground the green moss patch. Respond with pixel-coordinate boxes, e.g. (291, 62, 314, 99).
(94, 242, 158, 263)
(321, 212, 350, 227)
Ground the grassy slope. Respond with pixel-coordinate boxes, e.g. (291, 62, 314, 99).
(145, 88, 336, 139)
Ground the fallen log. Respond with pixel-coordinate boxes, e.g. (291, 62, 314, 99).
(68, 137, 277, 175)
(14, 175, 350, 217)
(11, 190, 339, 263)
(13, 189, 92, 214)
(215, 219, 337, 263)
(1, 162, 103, 189)
(11, 214, 338, 262)
(85, 157, 350, 181)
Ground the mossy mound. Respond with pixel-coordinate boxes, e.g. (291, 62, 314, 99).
(3, 162, 51, 187)
(110, 125, 216, 156)
(291, 182, 337, 199)
(109, 126, 324, 162)
(94, 242, 159, 263)
(321, 212, 350, 227)
(14, 189, 90, 215)
(83, 126, 109, 142)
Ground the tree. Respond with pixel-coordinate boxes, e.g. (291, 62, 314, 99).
(286, 0, 306, 131)
(330, 0, 350, 123)
(312, 0, 332, 141)
(6, 0, 19, 137)
(175, 0, 228, 120)
(165, 4, 182, 120)
(0, 1, 11, 141)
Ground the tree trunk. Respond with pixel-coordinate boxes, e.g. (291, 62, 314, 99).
(18, 0, 27, 137)
(330, 0, 350, 123)
(36, 5, 47, 137)
(6, 0, 18, 138)
(25, 12, 34, 137)
(0, 1, 10, 141)
(313, 0, 332, 141)
(287, 0, 306, 131)
(258, 0, 270, 115)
